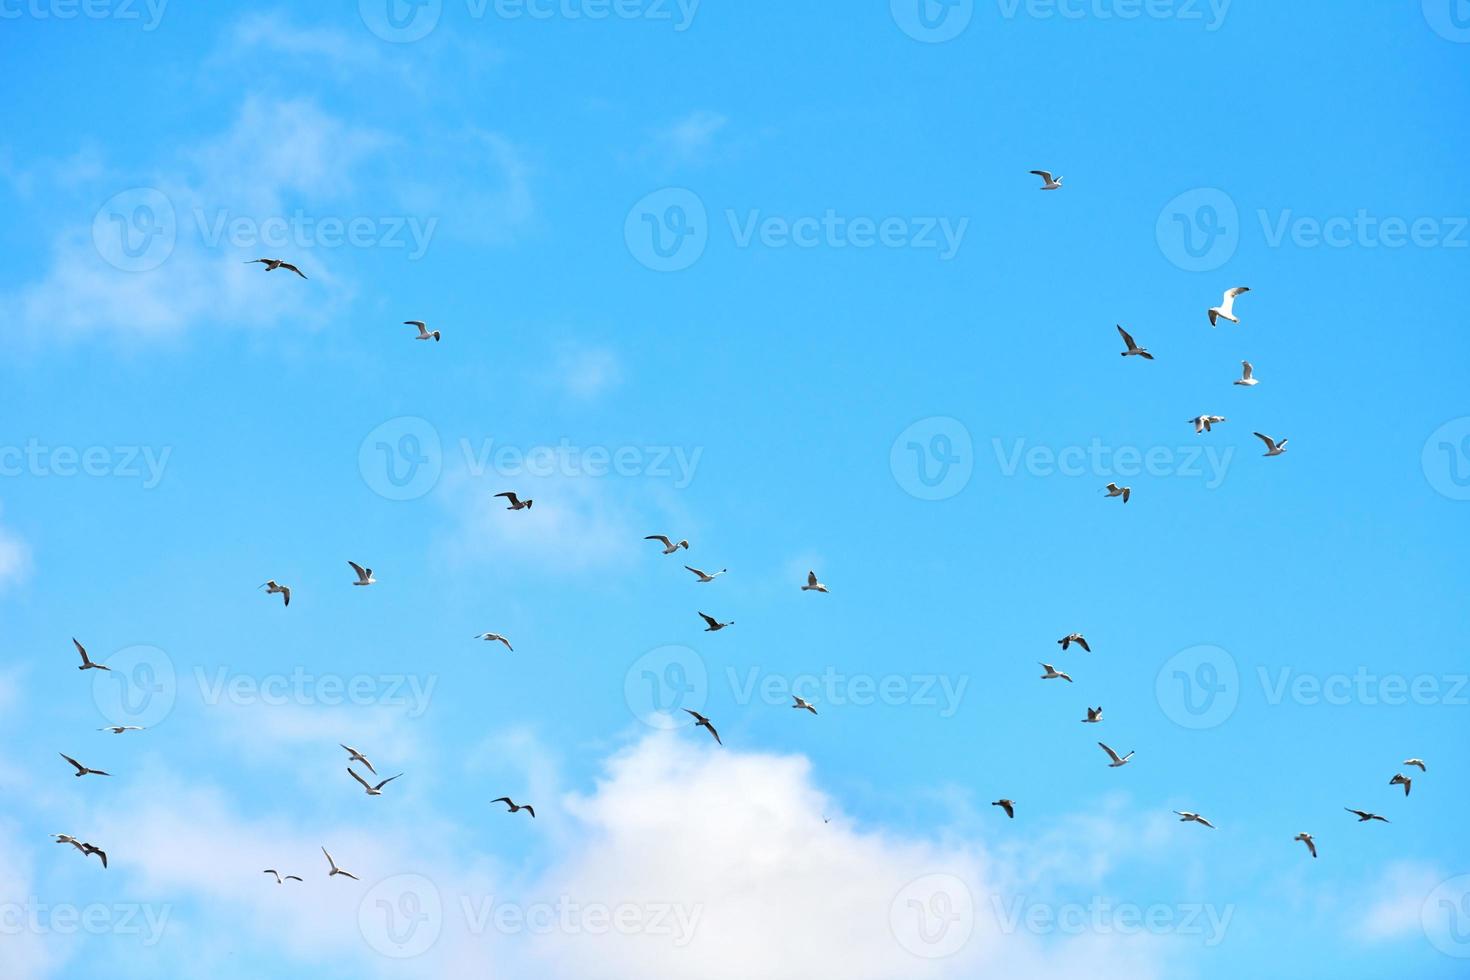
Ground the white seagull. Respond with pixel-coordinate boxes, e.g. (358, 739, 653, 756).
(792, 696, 818, 715)
(73, 638, 110, 671)
(263, 869, 303, 884)
(404, 320, 441, 342)
(1174, 810, 1216, 829)
(348, 767, 402, 796)
(322, 847, 359, 880)
(644, 534, 689, 554)
(1404, 758, 1427, 772)
(1189, 415, 1228, 434)
(348, 561, 376, 586)
(801, 570, 829, 593)
(491, 796, 536, 818)
(1117, 324, 1154, 360)
(474, 632, 514, 651)
(494, 491, 533, 510)
(97, 725, 144, 734)
(1039, 662, 1073, 683)
(1294, 832, 1317, 858)
(1253, 432, 1288, 457)
(339, 744, 377, 775)
(1389, 773, 1412, 797)
(60, 753, 110, 778)
(1345, 808, 1389, 823)
(1082, 706, 1103, 723)
(54, 837, 107, 868)
(244, 257, 307, 279)
(1234, 361, 1259, 386)
(1029, 169, 1063, 190)
(1057, 633, 1090, 653)
(684, 565, 727, 583)
(1103, 483, 1131, 503)
(1098, 742, 1134, 767)
(260, 580, 291, 607)
(1208, 286, 1250, 326)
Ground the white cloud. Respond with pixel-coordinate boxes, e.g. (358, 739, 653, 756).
(650, 111, 728, 169)
(0, 506, 31, 590)
(1359, 861, 1445, 941)
(551, 343, 623, 400)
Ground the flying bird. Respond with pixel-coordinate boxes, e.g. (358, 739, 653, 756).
(1103, 483, 1131, 503)
(1208, 286, 1250, 326)
(490, 797, 536, 818)
(1174, 810, 1216, 829)
(263, 869, 303, 884)
(1234, 361, 1259, 386)
(495, 491, 533, 510)
(993, 799, 1016, 819)
(1253, 432, 1288, 457)
(98, 725, 144, 734)
(1389, 773, 1412, 797)
(645, 534, 689, 554)
(1057, 633, 1090, 653)
(1404, 758, 1427, 772)
(1116, 324, 1154, 360)
(1082, 706, 1103, 723)
(801, 570, 829, 593)
(244, 257, 307, 279)
(348, 768, 402, 796)
(1345, 808, 1389, 823)
(339, 744, 376, 775)
(322, 847, 359, 880)
(55, 835, 106, 867)
(1189, 415, 1227, 434)
(404, 320, 441, 342)
(1098, 742, 1134, 768)
(684, 708, 722, 745)
(73, 638, 109, 671)
(1029, 170, 1063, 190)
(59, 753, 110, 778)
(698, 611, 733, 632)
(684, 566, 727, 583)
(792, 696, 818, 715)
(348, 561, 376, 586)
(260, 580, 291, 607)
(1039, 663, 1073, 683)
(474, 632, 514, 651)
(1295, 832, 1317, 858)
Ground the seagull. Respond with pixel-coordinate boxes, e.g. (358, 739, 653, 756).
(1082, 706, 1103, 723)
(1189, 415, 1228, 434)
(1117, 324, 1154, 359)
(98, 725, 144, 734)
(684, 708, 722, 745)
(54, 834, 86, 850)
(54, 836, 107, 867)
(244, 257, 307, 279)
(1294, 832, 1317, 858)
(1103, 483, 1131, 503)
(322, 847, 359, 880)
(474, 632, 514, 651)
(348, 561, 375, 586)
(494, 491, 533, 510)
(1253, 432, 1288, 457)
(992, 799, 1016, 819)
(339, 744, 377, 775)
(73, 638, 110, 671)
(60, 753, 110, 778)
(645, 534, 689, 554)
(259, 580, 291, 607)
(684, 565, 727, 583)
(1404, 758, 1427, 772)
(1029, 170, 1063, 190)
(1057, 633, 1090, 653)
(1390, 773, 1413, 797)
(1345, 808, 1389, 823)
(490, 797, 536, 818)
(1234, 361, 1259, 386)
(801, 570, 829, 593)
(1174, 810, 1217, 829)
(263, 869, 303, 884)
(792, 696, 818, 715)
(1039, 662, 1073, 683)
(1098, 742, 1134, 768)
(404, 320, 440, 342)
(1208, 286, 1250, 326)
(348, 767, 402, 796)
(698, 611, 733, 632)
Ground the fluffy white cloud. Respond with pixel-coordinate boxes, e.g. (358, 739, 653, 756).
(0, 507, 30, 590)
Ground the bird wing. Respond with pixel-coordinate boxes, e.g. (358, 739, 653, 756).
(338, 869, 359, 880)
(1030, 170, 1054, 182)
(375, 773, 403, 791)
(706, 721, 722, 744)
(698, 612, 720, 628)
(495, 491, 520, 504)
(1197, 816, 1216, 828)
(281, 262, 307, 279)
(1241, 361, 1253, 380)
(491, 797, 513, 807)
(1076, 636, 1091, 653)
(524, 805, 536, 818)
(685, 566, 708, 578)
(645, 535, 672, 547)
(1098, 743, 1121, 763)
(682, 709, 702, 720)
(73, 638, 90, 663)
(807, 570, 819, 587)
(322, 847, 337, 869)
(264, 870, 282, 883)
(285, 875, 303, 882)
(1117, 324, 1136, 349)
(1305, 838, 1317, 857)
(1225, 286, 1250, 300)
(348, 768, 373, 790)
(404, 320, 427, 329)
(88, 847, 107, 868)
(496, 635, 513, 651)
(348, 560, 368, 580)
(1253, 432, 1277, 451)
(60, 753, 85, 773)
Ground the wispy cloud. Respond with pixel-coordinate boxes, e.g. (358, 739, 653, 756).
(0, 505, 31, 591)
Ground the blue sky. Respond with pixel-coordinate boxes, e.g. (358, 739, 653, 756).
(2, 2, 1469, 977)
